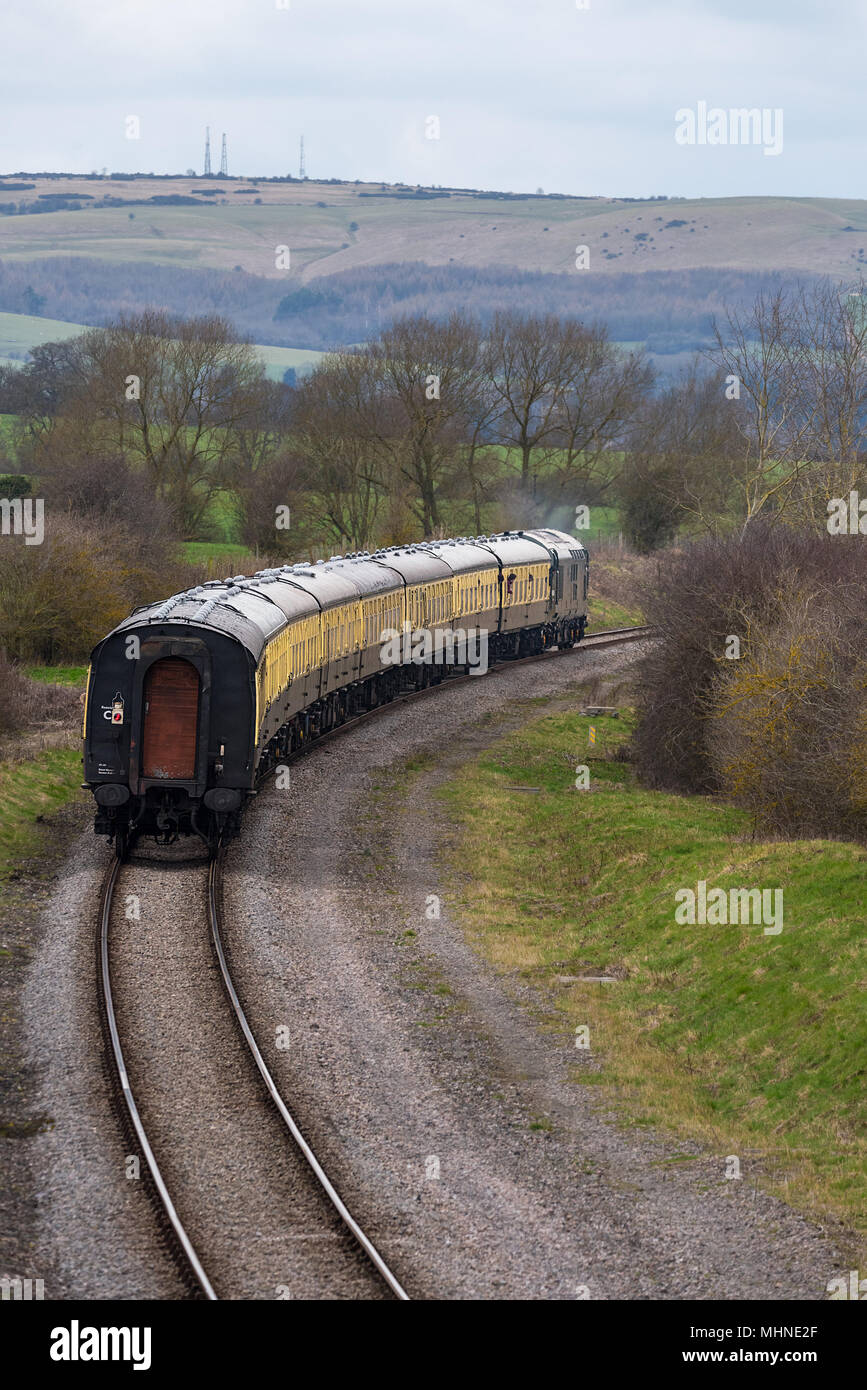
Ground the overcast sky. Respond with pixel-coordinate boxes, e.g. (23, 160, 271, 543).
(2, 0, 863, 198)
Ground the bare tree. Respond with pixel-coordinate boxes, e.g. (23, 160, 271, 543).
(291, 353, 388, 550)
(485, 311, 577, 493)
(366, 313, 488, 534)
(790, 278, 867, 526)
(621, 360, 742, 547)
(550, 323, 654, 496)
(708, 287, 815, 532)
(233, 376, 295, 482)
(64, 311, 273, 536)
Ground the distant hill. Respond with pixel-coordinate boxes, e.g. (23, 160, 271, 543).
(2, 175, 865, 279)
(0, 174, 859, 364)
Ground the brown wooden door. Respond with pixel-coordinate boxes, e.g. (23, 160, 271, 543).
(141, 658, 200, 780)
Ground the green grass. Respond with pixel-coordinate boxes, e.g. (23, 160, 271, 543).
(22, 665, 87, 687)
(0, 748, 84, 883)
(181, 541, 259, 565)
(587, 596, 640, 629)
(0, 412, 23, 452)
(579, 504, 621, 542)
(437, 706, 867, 1261)
(0, 311, 322, 382)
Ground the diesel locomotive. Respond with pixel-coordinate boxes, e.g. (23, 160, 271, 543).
(83, 528, 589, 852)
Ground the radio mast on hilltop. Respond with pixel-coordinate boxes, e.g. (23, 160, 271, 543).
(299, 134, 305, 180)
(220, 133, 228, 177)
(204, 126, 212, 177)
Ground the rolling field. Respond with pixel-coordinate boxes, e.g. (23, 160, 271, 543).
(1, 176, 866, 282)
(0, 310, 322, 378)
(0, 311, 85, 357)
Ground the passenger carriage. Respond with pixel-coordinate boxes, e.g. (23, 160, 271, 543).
(83, 529, 588, 851)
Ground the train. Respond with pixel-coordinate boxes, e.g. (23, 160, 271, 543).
(82, 528, 589, 853)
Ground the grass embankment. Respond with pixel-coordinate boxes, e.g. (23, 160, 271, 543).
(585, 544, 648, 629)
(0, 749, 84, 884)
(0, 665, 85, 883)
(438, 707, 867, 1259)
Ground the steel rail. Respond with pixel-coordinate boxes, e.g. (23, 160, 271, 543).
(97, 856, 218, 1300)
(207, 853, 410, 1301)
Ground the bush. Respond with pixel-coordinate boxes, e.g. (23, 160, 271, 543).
(39, 454, 177, 545)
(707, 590, 867, 840)
(619, 468, 680, 552)
(631, 526, 867, 809)
(0, 513, 191, 664)
(0, 650, 80, 753)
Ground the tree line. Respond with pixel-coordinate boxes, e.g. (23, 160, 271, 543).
(3, 280, 865, 554)
(0, 306, 651, 548)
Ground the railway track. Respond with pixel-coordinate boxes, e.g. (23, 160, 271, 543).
(97, 852, 410, 1300)
(574, 624, 652, 649)
(96, 623, 647, 1300)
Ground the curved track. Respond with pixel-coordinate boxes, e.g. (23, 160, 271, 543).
(98, 854, 409, 1300)
(96, 626, 648, 1299)
(206, 852, 409, 1299)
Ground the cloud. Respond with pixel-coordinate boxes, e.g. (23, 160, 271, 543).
(0, 0, 863, 196)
